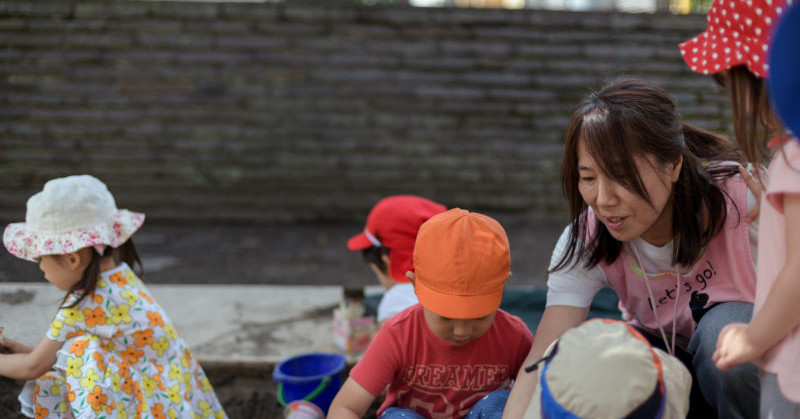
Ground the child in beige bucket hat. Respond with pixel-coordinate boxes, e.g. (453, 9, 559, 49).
(522, 319, 691, 419)
(0, 174, 228, 418)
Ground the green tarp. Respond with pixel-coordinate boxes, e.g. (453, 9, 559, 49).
(365, 286, 622, 332)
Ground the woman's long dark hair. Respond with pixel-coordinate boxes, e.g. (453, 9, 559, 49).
(61, 239, 144, 308)
(551, 77, 743, 272)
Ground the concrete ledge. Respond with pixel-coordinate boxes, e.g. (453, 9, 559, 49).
(0, 283, 380, 365)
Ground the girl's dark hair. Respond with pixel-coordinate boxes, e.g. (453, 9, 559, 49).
(713, 65, 779, 167)
(362, 246, 390, 273)
(61, 239, 144, 308)
(552, 77, 743, 272)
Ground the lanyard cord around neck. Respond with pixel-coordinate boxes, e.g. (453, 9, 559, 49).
(630, 242, 680, 357)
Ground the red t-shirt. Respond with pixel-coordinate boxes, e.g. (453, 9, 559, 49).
(349, 305, 533, 419)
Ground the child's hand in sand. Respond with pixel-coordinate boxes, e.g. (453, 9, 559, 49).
(0, 329, 32, 355)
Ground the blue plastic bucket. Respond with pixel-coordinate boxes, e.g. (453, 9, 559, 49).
(273, 352, 346, 414)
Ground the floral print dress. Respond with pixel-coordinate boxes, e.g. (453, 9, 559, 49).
(20, 263, 227, 419)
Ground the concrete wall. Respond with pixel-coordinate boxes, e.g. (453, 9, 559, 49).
(0, 1, 728, 224)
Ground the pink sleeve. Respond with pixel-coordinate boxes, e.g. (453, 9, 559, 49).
(766, 140, 800, 213)
(348, 325, 403, 397)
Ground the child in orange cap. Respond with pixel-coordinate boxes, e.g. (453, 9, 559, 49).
(329, 208, 534, 419)
(347, 195, 446, 326)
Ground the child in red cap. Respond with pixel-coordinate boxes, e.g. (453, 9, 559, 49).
(681, 0, 800, 416)
(347, 195, 446, 326)
(330, 208, 534, 419)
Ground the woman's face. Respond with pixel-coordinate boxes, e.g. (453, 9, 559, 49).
(577, 140, 682, 246)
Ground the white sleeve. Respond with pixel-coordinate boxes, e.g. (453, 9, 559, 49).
(376, 283, 418, 322)
(545, 225, 607, 308)
(746, 187, 759, 269)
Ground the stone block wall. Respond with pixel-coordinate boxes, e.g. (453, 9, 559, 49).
(0, 1, 727, 224)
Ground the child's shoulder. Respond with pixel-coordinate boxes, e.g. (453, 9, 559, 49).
(494, 308, 524, 324)
(780, 137, 800, 161)
(493, 309, 533, 336)
(100, 262, 142, 286)
(382, 304, 423, 329)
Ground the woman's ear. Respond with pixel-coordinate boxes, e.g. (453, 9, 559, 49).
(671, 155, 684, 182)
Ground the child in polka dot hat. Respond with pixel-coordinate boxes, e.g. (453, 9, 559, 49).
(679, 0, 789, 164)
(679, 0, 788, 78)
(682, 1, 800, 417)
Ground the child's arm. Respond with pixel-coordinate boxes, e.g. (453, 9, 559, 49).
(0, 336, 62, 380)
(327, 377, 377, 418)
(714, 194, 800, 371)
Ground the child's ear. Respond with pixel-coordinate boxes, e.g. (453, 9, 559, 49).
(406, 271, 416, 285)
(61, 252, 84, 271)
(63, 248, 93, 272)
(380, 253, 391, 267)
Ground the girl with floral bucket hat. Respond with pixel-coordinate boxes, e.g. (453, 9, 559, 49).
(680, 0, 800, 416)
(0, 174, 227, 418)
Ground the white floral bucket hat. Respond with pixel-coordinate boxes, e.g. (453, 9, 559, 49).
(3, 174, 145, 262)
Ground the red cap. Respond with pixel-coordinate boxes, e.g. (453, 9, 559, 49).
(348, 195, 447, 283)
(413, 208, 510, 319)
(679, 0, 788, 78)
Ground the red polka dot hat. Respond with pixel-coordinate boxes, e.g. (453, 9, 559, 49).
(679, 0, 791, 78)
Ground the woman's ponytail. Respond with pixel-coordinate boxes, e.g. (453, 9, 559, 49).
(681, 121, 744, 164)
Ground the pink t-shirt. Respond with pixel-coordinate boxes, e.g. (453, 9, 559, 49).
(349, 305, 533, 419)
(754, 139, 800, 402)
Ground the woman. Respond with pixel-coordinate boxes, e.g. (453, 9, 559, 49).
(503, 77, 759, 418)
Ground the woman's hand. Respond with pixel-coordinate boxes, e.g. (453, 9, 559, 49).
(712, 323, 764, 371)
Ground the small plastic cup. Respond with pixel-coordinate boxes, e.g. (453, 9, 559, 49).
(284, 400, 325, 419)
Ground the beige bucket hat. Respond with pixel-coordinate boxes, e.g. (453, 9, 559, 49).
(523, 319, 691, 419)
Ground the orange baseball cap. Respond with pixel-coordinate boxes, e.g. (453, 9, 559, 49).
(413, 208, 510, 319)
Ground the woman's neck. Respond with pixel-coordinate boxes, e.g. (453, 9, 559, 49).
(640, 204, 675, 247)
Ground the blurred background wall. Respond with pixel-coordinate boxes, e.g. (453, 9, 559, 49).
(0, 1, 728, 225)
